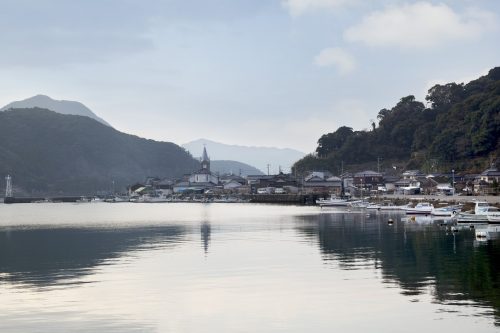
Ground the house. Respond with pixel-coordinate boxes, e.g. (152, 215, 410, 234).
(302, 171, 342, 195)
(353, 170, 383, 190)
(223, 180, 245, 190)
(474, 165, 500, 195)
(402, 170, 425, 180)
(248, 173, 299, 193)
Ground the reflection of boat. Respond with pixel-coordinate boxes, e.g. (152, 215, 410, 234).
(368, 201, 409, 211)
(403, 215, 433, 224)
(456, 201, 497, 224)
(475, 225, 500, 241)
(405, 202, 433, 215)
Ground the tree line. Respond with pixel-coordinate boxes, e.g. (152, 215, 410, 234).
(293, 67, 500, 175)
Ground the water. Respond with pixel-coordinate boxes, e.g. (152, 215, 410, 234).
(0, 203, 499, 332)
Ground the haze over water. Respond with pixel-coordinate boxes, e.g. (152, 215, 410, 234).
(0, 203, 499, 332)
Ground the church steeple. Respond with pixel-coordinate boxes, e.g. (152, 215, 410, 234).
(201, 145, 210, 171)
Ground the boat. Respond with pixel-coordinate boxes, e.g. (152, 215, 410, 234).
(431, 205, 461, 217)
(368, 200, 409, 211)
(455, 201, 496, 224)
(486, 207, 500, 224)
(316, 196, 350, 207)
(405, 202, 434, 215)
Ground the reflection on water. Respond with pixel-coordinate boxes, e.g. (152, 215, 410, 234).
(296, 212, 500, 325)
(0, 203, 498, 332)
(0, 226, 186, 288)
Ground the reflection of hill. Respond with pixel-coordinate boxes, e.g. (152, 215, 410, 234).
(295, 213, 500, 324)
(0, 226, 186, 287)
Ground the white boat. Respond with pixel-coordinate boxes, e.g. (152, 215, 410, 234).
(368, 200, 409, 211)
(405, 202, 434, 215)
(137, 195, 171, 203)
(316, 196, 350, 207)
(456, 201, 497, 224)
(486, 207, 500, 224)
(432, 205, 461, 217)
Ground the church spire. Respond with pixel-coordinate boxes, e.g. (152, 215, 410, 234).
(202, 145, 209, 162)
(201, 145, 210, 171)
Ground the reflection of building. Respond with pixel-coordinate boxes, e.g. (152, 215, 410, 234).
(200, 222, 211, 254)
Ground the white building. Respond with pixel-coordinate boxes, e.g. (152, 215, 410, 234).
(189, 146, 219, 186)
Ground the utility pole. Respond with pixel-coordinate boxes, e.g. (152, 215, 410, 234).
(377, 157, 382, 173)
(5, 175, 12, 198)
(452, 169, 455, 196)
(267, 164, 270, 176)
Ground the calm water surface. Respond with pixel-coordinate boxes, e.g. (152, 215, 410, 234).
(0, 203, 499, 332)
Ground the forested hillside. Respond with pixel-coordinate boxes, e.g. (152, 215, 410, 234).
(0, 109, 199, 195)
(293, 67, 500, 174)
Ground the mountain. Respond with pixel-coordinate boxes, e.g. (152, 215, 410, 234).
(1, 95, 111, 127)
(293, 67, 500, 175)
(183, 139, 305, 174)
(0, 108, 199, 195)
(210, 160, 264, 176)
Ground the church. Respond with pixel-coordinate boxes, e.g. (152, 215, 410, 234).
(188, 146, 219, 187)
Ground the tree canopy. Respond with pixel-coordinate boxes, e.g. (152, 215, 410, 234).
(293, 67, 500, 174)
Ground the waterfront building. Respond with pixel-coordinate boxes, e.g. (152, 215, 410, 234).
(302, 171, 341, 195)
(353, 170, 383, 191)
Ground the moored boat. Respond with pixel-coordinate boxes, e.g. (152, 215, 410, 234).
(432, 205, 461, 217)
(456, 201, 498, 224)
(405, 202, 434, 215)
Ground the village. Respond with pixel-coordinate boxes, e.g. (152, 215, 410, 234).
(126, 147, 500, 203)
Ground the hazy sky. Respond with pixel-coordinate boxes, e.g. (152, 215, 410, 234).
(0, 0, 498, 152)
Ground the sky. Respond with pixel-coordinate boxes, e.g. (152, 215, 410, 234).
(0, 0, 498, 153)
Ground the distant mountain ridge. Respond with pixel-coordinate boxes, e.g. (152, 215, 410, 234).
(183, 139, 305, 174)
(1, 95, 111, 127)
(0, 108, 198, 195)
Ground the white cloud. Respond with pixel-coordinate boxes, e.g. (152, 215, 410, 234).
(314, 47, 356, 74)
(284, 99, 370, 152)
(282, 0, 352, 17)
(344, 2, 497, 48)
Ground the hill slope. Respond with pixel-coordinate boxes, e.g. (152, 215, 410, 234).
(293, 67, 500, 175)
(183, 138, 305, 174)
(1, 95, 111, 127)
(0, 109, 198, 195)
(211, 160, 264, 176)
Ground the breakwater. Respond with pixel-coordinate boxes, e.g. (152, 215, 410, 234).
(4, 196, 83, 204)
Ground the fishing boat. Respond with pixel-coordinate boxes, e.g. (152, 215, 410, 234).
(431, 205, 461, 217)
(405, 202, 434, 215)
(316, 196, 350, 207)
(455, 201, 497, 224)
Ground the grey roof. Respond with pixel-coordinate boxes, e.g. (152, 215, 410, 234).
(354, 170, 382, 177)
(481, 168, 500, 176)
